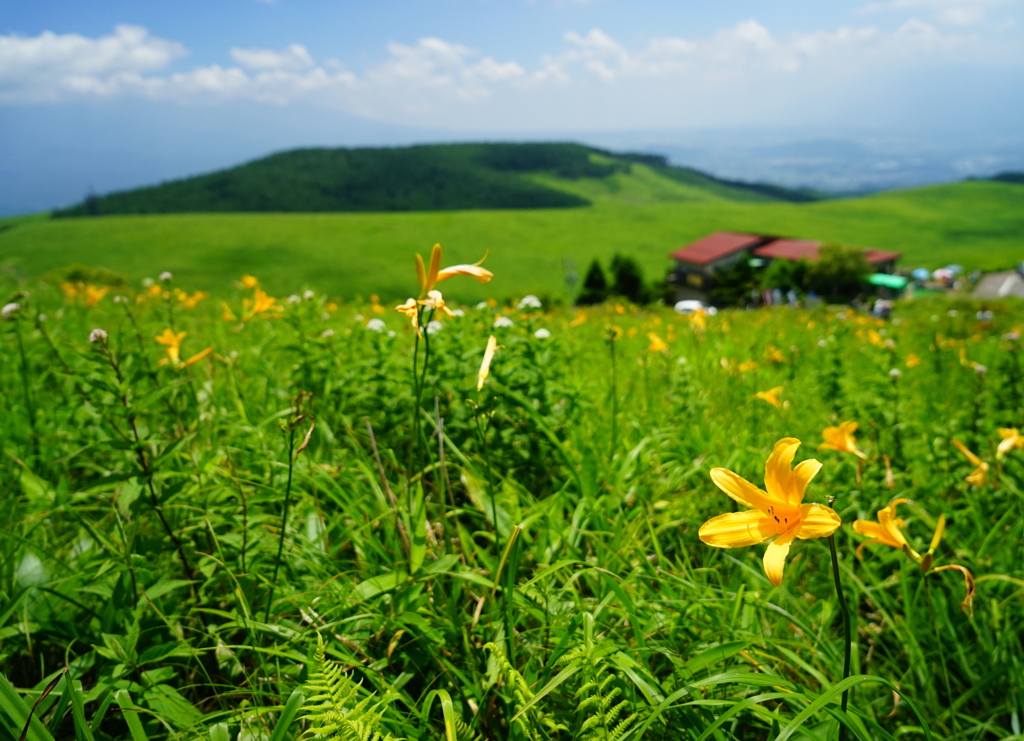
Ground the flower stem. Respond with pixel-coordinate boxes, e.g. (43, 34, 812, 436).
(828, 533, 852, 739)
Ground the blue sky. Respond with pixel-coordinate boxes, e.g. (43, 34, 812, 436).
(2, 0, 1022, 212)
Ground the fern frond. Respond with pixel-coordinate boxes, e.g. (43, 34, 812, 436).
(302, 633, 402, 741)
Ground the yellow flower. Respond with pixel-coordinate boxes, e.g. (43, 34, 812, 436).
(906, 353, 921, 368)
(647, 332, 668, 354)
(852, 498, 912, 559)
(738, 360, 758, 374)
(569, 310, 587, 328)
(155, 329, 187, 365)
(419, 289, 455, 318)
(755, 386, 785, 409)
(690, 310, 707, 332)
(765, 345, 786, 364)
(83, 285, 109, 308)
(242, 288, 281, 321)
(818, 421, 867, 459)
(477, 335, 500, 391)
(240, 275, 260, 289)
(868, 329, 883, 347)
(61, 282, 79, 299)
(416, 244, 493, 296)
(395, 298, 420, 333)
(952, 439, 988, 486)
(997, 428, 1024, 459)
(176, 289, 208, 309)
(608, 325, 623, 341)
(699, 438, 842, 586)
(221, 301, 238, 321)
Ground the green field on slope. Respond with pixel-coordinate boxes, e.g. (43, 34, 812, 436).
(2, 174, 1021, 303)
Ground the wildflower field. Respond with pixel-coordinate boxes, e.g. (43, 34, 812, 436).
(2, 253, 1023, 741)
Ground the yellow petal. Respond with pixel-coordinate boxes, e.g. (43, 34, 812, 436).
(852, 519, 888, 541)
(436, 263, 494, 285)
(698, 510, 774, 548)
(790, 459, 823, 504)
(477, 335, 498, 391)
(762, 531, 795, 586)
(182, 346, 213, 368)
(415, 253, 427, 292)
(709, 468, 777, 511)
(796, 503, 841, 539)
(764, 438, 800, 501)
(928, 513, 946, 553)
(952, 439, 982, 467)
(426, 243, 442, 292)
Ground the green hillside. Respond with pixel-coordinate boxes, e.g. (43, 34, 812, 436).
(52, 142, 819, 216)
(3, 177, 1021, 303)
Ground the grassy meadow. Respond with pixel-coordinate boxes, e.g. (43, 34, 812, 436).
(2, 263, 1023, 740)
(1, 173, 1022, 303)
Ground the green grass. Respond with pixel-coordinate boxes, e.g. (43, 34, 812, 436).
(1, 277, 1022, 740)
(1, 179, 1022, 302)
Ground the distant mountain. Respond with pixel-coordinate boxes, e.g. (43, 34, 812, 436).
(990, 171, 1024, 184)
(53, 142, 822, 217)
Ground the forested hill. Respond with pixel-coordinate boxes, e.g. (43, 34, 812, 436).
(53, 142, 823, 217)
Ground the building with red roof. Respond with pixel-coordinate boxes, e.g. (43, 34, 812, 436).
(668, 231, 902, 302)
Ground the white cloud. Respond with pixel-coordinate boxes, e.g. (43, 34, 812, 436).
(230, 43, 314, 71)
(857, 0, 1013, 26)
(0, 18, 1011, 128)
(0, 24, 186, 102)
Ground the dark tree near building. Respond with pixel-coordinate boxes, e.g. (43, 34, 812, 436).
(806, 243, 870, 302)
(576, 259, 609, 305)
(610, 254, 650, 304)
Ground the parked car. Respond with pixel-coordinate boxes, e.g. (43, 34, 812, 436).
(674, 299, 718, 315)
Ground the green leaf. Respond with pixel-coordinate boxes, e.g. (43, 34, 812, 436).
(267, 690, 305, 741)
(113, 690, 148, 741)
(353, 572, 408, 602)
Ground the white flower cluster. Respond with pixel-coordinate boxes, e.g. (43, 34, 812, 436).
(493, 316, 514, 328)
(365, 318, 386, 333)
(517, 295, 542, 310)
(1, 302, 19, 319)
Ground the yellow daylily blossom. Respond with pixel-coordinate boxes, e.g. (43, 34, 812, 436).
(906, 353, 921, 368)
(818, 421, 867, 459)
(175, 289, 209, 309)
(155, 328, 212, 368)
(418, 289, 455, 318)
(647, 332, 668, 354)
(997, 428, 1024, 459)
(221, 301, 238, 321)
(738, 360, 758, 373)
(395, 298, 420, 333)
(155, 329, 187, 365)
(240, 274, 260, 289)
(852, 498, 913, 559)
(699, 438, 842, 586)
(242, 288, 281, 321)
(415, 244, 494, 296)
(569, 310, 587, 328)
(477, 335, 500, 391)
(952, 439, 989, 486)
(755, 386, 785, 409)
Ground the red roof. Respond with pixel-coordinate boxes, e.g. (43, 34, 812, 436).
(753, 239, 821, 261)
(669, 232, 764, 266)
(865, 249, 902, 264)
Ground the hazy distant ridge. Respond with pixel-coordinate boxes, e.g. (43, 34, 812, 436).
(53, 142, 822, 217)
